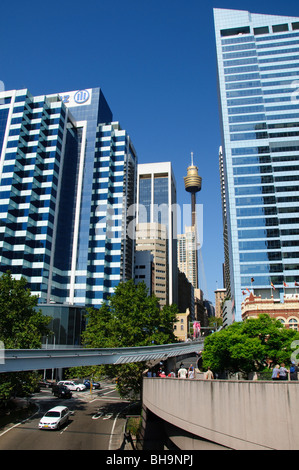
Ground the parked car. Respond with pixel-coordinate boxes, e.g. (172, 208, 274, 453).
(83, 379, 100, 390)
(38, 406, 71, 430)
(52, 383, 72, 399)
(57, 380, 86, 391)
(38, 379, 53, 389)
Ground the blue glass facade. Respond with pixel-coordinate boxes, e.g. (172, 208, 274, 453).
(0, 87, 137, 307)
(214, 9, 299, 320)
(153, 176, 169, 227)
(138, 178, 151, 223)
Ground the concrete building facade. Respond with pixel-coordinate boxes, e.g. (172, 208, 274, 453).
(136, 162, 177, 305)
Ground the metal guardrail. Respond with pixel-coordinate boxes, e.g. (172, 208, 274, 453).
(0, 340, 204, 373)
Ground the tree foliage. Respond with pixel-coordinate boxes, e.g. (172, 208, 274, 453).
(202, 314, 299, 378)
(0, 271, 51, 348)
(69, 280, 178, 399)
(0, 272, 52, 405)
(208, 315, 223, 330)
(82, 280, 178, 348)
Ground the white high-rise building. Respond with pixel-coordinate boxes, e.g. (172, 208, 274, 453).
(0, 87, 137, 307)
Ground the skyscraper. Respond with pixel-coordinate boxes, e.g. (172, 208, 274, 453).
(177, 227, 197, 289)
(214, 8, 299, 321)
(136, 162, 177, 305)
(135, 222, 168, 305)
(0, 87, 137, 307)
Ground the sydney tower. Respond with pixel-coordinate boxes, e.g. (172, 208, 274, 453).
(184, 152, 202, 226)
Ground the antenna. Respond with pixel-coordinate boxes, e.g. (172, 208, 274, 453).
(191, 151, 194, 166)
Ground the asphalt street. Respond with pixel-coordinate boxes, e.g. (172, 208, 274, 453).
(0, 383, 132, 450)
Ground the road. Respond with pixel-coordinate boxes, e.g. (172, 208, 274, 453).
(0, 383, 133, 450)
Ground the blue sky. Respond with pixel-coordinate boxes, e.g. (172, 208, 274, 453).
(1, 0, 299, 304)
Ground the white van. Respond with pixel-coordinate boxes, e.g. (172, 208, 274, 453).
(39, 406, 71, 430)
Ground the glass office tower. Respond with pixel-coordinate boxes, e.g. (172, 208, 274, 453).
(0, 87, 137, 307)
(136, 162, 178, 305)
(214, 9, 299, 321)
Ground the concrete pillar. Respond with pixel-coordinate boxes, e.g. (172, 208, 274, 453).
(165, 357, 177, 375)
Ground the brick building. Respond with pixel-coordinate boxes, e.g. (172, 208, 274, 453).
(242, 292, 299, 330)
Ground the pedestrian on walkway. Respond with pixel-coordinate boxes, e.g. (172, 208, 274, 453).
(290, 362, 298, 381)
(204, 367, 214, 380)
(178, 364, 187, 379)
(168, 369, 176, 378)
(271, 364, 280, 380)
(188, 365, 195, 379)
(279, 363, 289, 380)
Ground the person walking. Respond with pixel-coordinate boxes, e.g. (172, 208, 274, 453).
(204, 367, 214, 380)
(188, 365, 195, 379)
(168, 369, 176, 378)
(290, 362, 298, 381)
(271, 364, 280, 380)
(279, 363, 289, 380)
(178, 364, 187, 379)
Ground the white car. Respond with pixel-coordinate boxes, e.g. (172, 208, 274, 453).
(57, 380, 86, 391)
(39, 406, 71, 430)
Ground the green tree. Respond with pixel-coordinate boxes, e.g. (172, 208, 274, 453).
(82, 280, 177, 349)
(208, 316, 223, 330)
(0, 272, 52, 405)
(69, 280, 178, 399)
(202, 314, 299, 378)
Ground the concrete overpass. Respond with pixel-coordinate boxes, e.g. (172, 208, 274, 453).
(142, 376, 299, 450)
(0, 340, 203, 373)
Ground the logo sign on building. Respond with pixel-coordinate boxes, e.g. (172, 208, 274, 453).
(74, 90, 90, 104)
(58, 88, 92, 107)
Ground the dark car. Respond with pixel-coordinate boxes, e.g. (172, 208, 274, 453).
(83, 380, 100, 390)
(39, 379, 53, 389)
(52, 384, 72, 399)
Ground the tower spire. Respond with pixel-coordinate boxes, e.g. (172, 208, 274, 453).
(183, 153, 202, 291)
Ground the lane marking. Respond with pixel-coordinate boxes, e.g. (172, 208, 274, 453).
(90, 388, 117, 403)
(108, 411, 121, 450)
(60, 421, 71, 434)
(0, 405, 40, 438)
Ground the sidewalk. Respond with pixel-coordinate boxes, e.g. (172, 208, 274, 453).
(0, 398, 38, 432)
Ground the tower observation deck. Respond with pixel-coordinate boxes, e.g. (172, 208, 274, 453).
(184, 152, 202, 226)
